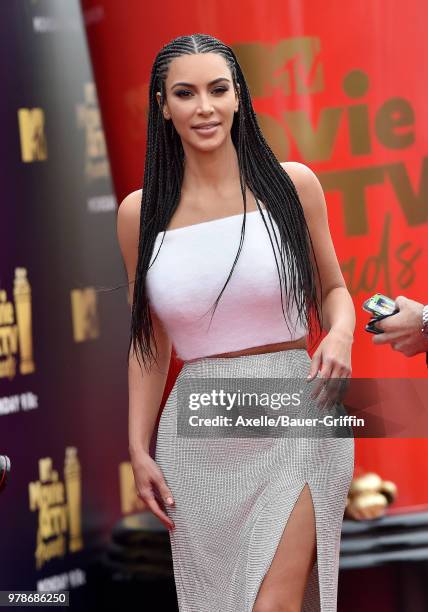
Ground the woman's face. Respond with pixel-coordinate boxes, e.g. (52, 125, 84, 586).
(157, 52, 239, 151)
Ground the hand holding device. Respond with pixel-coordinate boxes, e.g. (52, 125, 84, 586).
(362, 293, 399, 334)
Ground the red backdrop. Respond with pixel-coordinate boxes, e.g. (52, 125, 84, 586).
(81, 0, 428, 509)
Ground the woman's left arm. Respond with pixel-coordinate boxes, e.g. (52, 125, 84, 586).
(281, 161, 356, 380)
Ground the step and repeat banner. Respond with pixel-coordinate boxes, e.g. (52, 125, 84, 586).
(81, 0, 428, 508)
(1, 0, 428, 598)
(0, 0, 137, 597)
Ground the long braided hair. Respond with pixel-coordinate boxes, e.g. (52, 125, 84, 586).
(130, 33, 322, 371)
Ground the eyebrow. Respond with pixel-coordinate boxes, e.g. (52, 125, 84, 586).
(171, 77, 231, 90)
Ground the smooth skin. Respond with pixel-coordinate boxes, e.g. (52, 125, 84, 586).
(117, 51, 355, 612)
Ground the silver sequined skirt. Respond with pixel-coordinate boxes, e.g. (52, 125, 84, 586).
(155, 348, 355, 611)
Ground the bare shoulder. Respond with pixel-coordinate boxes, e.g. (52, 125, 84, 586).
(279, 161, 326, 218)
(117, 188, 142, 223)
(116, 189, 142, 246)
(280, 161, 321, 193)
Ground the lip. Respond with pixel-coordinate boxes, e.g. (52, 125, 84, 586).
(192, 121, 220, 129)
(192, 123, 220, 135)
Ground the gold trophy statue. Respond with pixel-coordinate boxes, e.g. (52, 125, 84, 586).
(64, 447, 83, 552)
(13, 267, 35, 375)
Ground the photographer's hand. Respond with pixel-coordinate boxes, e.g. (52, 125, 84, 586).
(372, 296, 428, 357)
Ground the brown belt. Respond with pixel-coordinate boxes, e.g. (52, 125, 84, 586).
(205, 336, 307, 359)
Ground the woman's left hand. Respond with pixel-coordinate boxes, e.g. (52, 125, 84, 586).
(307, 329, 353, 409)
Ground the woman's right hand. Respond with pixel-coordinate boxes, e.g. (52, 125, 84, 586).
(130, 449, 176, 531)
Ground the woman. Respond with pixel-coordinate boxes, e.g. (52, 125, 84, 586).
(117, 33, 355, 612)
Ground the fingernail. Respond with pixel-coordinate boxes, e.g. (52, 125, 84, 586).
(166, 496, 174, 505)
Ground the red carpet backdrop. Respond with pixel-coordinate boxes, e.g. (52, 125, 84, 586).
(0, 0, 132, 597)
(81, 0, 428, 508)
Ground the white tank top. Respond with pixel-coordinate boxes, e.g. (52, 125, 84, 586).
(146, 202, 308, 361)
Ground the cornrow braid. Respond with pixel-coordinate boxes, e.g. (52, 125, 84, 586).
(129, 32, 322, 371)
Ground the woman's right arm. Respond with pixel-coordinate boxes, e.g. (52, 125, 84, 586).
(117, 189, 175, 531)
